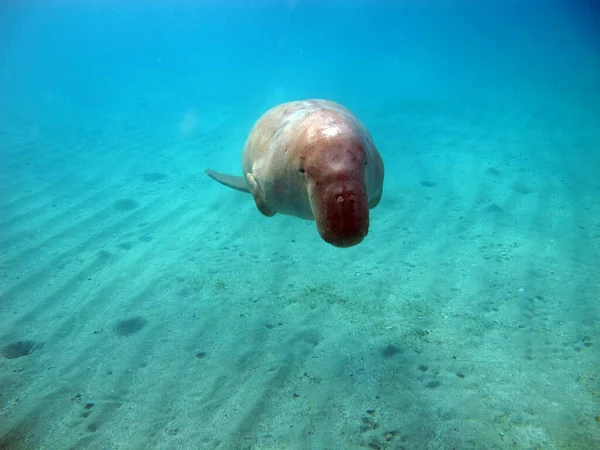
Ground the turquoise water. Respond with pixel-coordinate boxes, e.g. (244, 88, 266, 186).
(1, 1, 599, 449)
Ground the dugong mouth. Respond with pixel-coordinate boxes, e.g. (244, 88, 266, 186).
(310, 180, 369, 248)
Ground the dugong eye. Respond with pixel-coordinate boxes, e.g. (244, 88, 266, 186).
(299, 168, 306, 174)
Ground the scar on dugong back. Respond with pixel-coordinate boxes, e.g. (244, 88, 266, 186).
(205, 99, 385, 248)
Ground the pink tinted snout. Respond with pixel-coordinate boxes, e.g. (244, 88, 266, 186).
(315, 182, 369, 248)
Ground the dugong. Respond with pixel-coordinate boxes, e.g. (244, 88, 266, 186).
(205, 99, 384, 248)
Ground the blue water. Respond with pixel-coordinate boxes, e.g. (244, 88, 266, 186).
(1, 1, 599, 449)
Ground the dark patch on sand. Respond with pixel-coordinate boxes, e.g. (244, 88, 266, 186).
(512, 182, 535, 195)
(114, 199, 139, 212)
(143, 172, 168, 182)
(114, 316, 147, 336)
(483, 204, 504, 213)
(485, 167, 501, 176)
(1, 340, 43, 359)
(96, 250, 113, 260)
(381, 344, 402, 358)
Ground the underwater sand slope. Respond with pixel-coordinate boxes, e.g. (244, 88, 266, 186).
(1, 94, 600, 449)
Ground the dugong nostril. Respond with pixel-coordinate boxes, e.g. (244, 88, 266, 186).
(336, 193, 357, 204)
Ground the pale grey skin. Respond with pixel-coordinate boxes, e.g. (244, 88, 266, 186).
(205, 99, 384, 247)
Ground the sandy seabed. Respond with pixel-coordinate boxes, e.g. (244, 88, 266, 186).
(1, 88, 599, 449)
